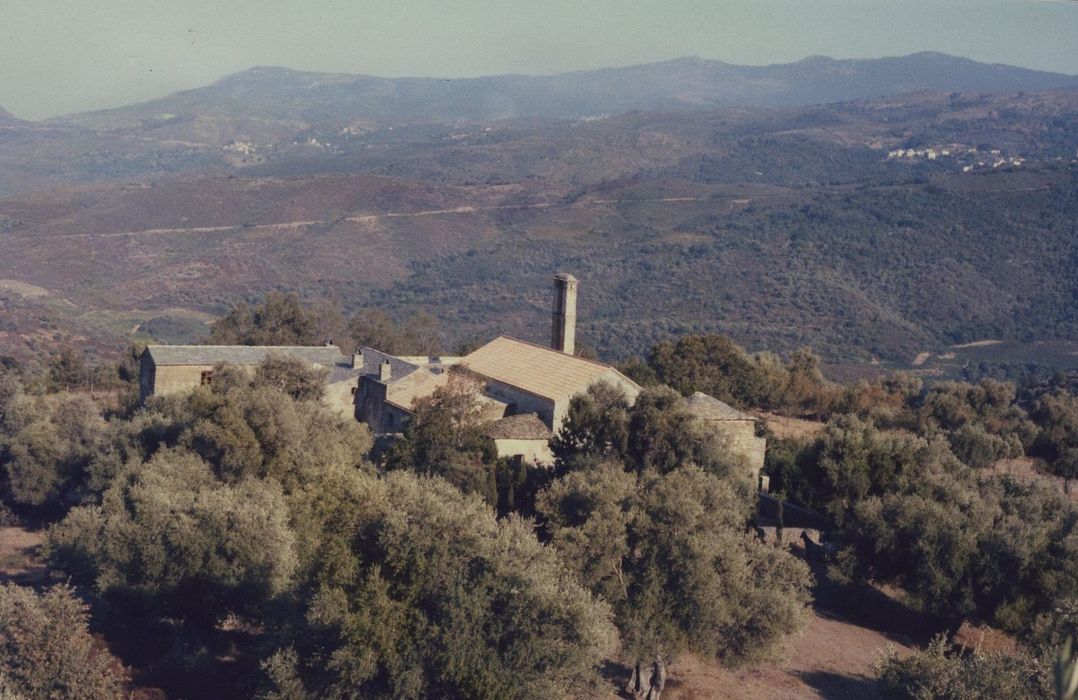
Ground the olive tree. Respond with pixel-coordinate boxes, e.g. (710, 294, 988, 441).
(46, 448, 298, 627)
(0, 583, 127, 699)
(383, 369, 501, 503)
(262, 470, 616, 700)
(1, 394, 104, 510)
(553, 384, 747, 482)
(538, 462, 812, 695)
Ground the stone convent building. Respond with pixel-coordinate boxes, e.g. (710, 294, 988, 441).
(139, 273, 766, 477)
(355, 274, 766, 477)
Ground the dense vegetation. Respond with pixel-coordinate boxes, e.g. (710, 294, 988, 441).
(5, 92, 1078, 373)
(357, 167, 1078, 363)
(2, 309, 1077, 698)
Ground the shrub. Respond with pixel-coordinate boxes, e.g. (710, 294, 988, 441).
(0, 583, 127, 699)
(538, 462, 812, 668)
(875, 636, 1052, 699)
(262, 470, 616, 699)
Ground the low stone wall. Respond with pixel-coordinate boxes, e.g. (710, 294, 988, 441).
(494, 438, 554, 466)
(755, 525, 823, 547)
(757, 493, 831, 530)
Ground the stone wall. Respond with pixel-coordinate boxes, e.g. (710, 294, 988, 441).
(482, 379, 557, 428)
(324, 379, 358, 420)
(706, 419, 766, 482)
(149, 364, 219, 397)
(493, 438, 554, 466)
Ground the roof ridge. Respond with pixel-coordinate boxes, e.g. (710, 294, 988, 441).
(494, 335, 615, 370)
(148, 344, 342, 350)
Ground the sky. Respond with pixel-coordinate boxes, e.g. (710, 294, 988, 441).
(2, 0, 1077, 120)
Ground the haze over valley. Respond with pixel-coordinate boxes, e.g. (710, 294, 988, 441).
(1, 53, 1076, 377)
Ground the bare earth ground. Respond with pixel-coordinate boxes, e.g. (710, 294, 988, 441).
(0, 525, 46, 585)
(652, 553, 925, 700)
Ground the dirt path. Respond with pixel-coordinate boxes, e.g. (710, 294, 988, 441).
(0, 525, 46, 585)
(653, 553, 933, 700)
(659, 610, 914, 699)
(45, 195, 763, 239)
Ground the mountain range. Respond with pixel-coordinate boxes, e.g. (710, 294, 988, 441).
(1, 53, 1077, 373)
(45, 52, 1078, 127)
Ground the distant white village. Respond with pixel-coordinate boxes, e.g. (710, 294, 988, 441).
(886, 144, 1027, 171)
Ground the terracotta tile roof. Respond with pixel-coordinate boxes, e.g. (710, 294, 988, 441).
(461, 336, 635, 401)
(682, 391, 756, 421)
(484, 413, 553, 440)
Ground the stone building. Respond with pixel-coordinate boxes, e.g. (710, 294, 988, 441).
(355, 334, 642, 465)
(138, 344, 362, 418)
(139, 273, 767, 475)
(355, 274, 767, 474)
(682, 391, 767, 482)
(355, 274, 641, 465)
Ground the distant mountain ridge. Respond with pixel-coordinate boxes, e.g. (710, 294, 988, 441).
(0, 106, 23, 124)
(52, 52, 1078, 127)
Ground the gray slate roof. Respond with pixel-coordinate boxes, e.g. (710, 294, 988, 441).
(356, 347, 422, 382)
(146, 345, 347, 368)
(682, 391, 756, 421)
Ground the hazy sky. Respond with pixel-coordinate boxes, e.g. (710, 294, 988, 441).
(2, 0, 1077, 120)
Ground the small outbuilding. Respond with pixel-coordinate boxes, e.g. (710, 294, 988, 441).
(139, 344, 362, 417)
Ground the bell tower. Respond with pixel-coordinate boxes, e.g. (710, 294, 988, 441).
(551, 273, 578, 355)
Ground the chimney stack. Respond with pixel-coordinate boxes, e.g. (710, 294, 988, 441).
(379, 360, 392, 382)
(551, 273, 578, 355)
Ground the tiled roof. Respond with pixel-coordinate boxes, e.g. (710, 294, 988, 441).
(484, 413, 552, 440)
(384, 369, 449, 411)
(461, 336, 635, 401)
(682, 391, 756, 421)
(383, 368, 508, 420)
(357, 347, 421, 381)
(146, 345, 346, 367)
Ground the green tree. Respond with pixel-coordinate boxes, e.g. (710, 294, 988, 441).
(1, 394, 104, 510)
(538, 462, 812, 683)
(647, 334, 780, 408)
(346, 309, 443, 355)
(177, 363, 371, 489)
(47, 347, 87, 391)
(781, 415, 958, 525)
(262, 470, 616, 700)
(550, 381, 631, 467)
(346, 309, 401, 353)
(0, 583, 127, 700)
(784, 346, 834, 419)
(209, 292, 335, 346)
(1033, 392, 1078, 494)
(383, 369, 500, 504)
(552, 384, 747, 482)
(46, 448, 298, 627)
(255, 353, 328, 402)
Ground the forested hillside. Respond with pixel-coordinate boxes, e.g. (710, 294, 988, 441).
(1, 76, 1077, 374)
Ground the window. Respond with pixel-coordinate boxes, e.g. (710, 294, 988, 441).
(200, 370, 213, 386)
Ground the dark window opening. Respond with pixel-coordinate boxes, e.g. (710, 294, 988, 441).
(200, 370, 213, 386)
